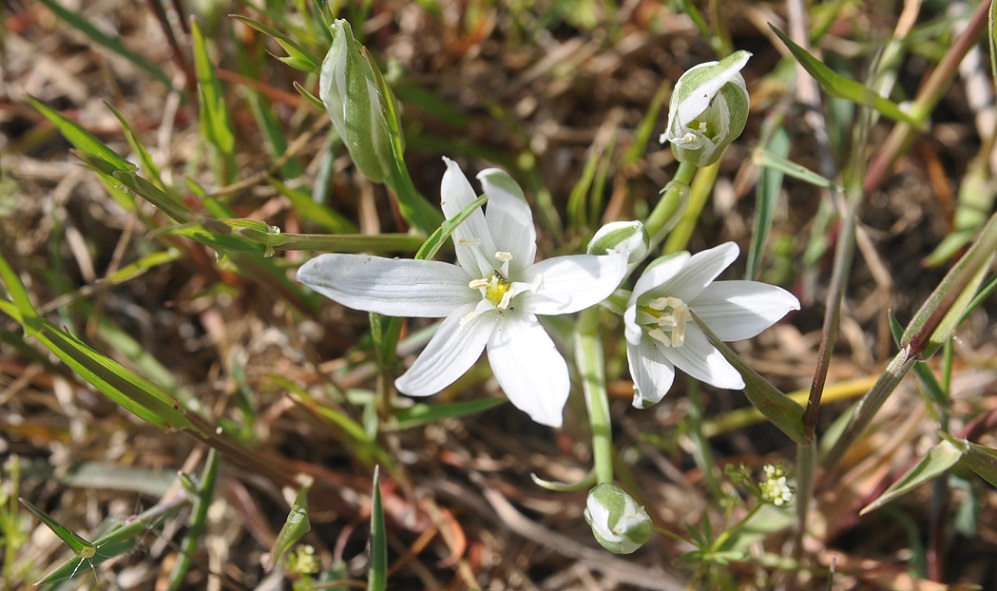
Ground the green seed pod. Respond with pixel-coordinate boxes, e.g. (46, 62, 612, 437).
(661, 50, 751, 167)
(584, 483, 653, 554)
(319, 19, 398, 182)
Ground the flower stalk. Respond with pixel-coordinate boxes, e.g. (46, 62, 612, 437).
(576, 307, 615, 485)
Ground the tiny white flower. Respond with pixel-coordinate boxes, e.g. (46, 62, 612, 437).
(297, 158, 628, 427)
(624, 242, 799, 408)
(760, 464, 794, 507)
(660, 50, 751, 167)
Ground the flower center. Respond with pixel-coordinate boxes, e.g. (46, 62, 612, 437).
(469, 271, 513, 309)
(639, 296, 692, 348)
(461, 251, 542, 326)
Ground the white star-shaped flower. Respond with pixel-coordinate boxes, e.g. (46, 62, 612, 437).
(624, 242, 799, 408)
(297, 158, 628, 426)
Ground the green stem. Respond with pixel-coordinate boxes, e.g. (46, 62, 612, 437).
(386, 157, 444, 237)
(664, 161, 721, 254)
(644, 161, 697, 244)
(576, 308, 614, 485)
(712, 502, 764, 551)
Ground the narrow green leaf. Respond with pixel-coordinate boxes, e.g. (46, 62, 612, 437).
(267, 481, 312, 572)
(229, 15, 322, 73)
(567, 136, 613, 232)
(0, 299, 193, 431)
(947, 436, 997, 488)
(104, 100, 165, 188)
(35, 0, 174, 89)
(191, 20, 235, 167)
(769, 25, 922, 127)
(293, 81, 326, 111)
(415, 195, 487, 261)
(860, 440, 963, 515)
(368, 467, 387, 591)
(530, 469, 597, 492)
(168, 450, 218, 591)
(902, 210, 997, 357)
(31, 498, 182, 585)
(19, 498, 93, 555)
(692, 311, 808, 444)
(924, 163, 996, 266)
(753, 147, 844, 193)
(392, 398, 506, 431)
(102, 249, 183, 284)
(29, 97, 134, 173)
(747, 126, 790, 280)
(0, 246, 41, 335)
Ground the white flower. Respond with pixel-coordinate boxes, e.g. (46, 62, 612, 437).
(297, 158, 628, 427)
(660, 50, 751, 167)
(624, 242, 799, 408)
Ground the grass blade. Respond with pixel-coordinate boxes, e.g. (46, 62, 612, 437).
(860, 440, 963, 515)
(368, 467, 387, 591)
(266, 480, 312, 573)
(770, 25, 922, 127)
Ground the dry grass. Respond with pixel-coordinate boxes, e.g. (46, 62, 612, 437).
(2, 1, 997, 590)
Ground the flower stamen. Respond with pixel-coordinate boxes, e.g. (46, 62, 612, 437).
(641, 296, 692, 348)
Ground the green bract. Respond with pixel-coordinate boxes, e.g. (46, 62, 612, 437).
(319, 19, 398, 183)
(587, 220, 649, 264)
(583, 483, 653, 554)
(661, 50, 751, 167)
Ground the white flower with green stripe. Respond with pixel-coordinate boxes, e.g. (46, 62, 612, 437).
(625, 242, 799, 408)
(297, 158, 628, 427)
(661, 50, 751, 167)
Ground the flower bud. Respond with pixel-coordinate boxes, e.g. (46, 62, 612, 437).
(319, 19, 398, 182)
(660, 50, 751, 167)
(584, 483, 653, 554)
(587, 221, 649, 264)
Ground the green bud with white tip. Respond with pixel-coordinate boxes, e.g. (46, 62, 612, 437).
(584, 483, 653, 554)
(661, 50, 751, 167)
(587, 221, 649, 264)
(319, 19, 399, 183)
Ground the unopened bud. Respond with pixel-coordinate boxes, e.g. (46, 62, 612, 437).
(661, 51, 751, 167)
(319, 19, 398, 182)
(584, 483, 653, 554)
(587, 221, 649, 264)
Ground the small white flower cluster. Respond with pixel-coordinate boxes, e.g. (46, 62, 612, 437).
(760, 464, 794, 507)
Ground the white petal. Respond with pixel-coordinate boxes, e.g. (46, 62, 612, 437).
(631, 252, 690, 303)
(674, 52, 751, 129)
(628, 338, 676, 408)
(441, 157, 496, 277)
(623, 297, 644, 346)
(297, 254, 474, 317)
(693, 281, 800, 341)
(521, 253, 627, 315)
(645, 242, 739, 303)
(486, 312, 568, 427)
(478, 168, 536, 273)
(660, 326, 745, 390)
(395, 305, 495, 395)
